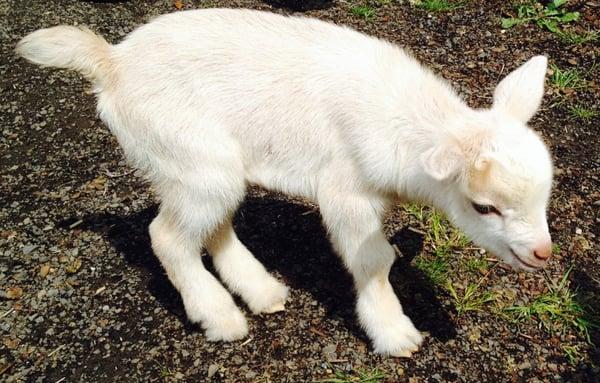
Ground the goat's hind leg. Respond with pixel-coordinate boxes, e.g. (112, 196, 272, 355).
(149, 177, 248, 341)
(207, 221, 289, 314)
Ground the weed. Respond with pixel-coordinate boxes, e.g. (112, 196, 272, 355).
(552, 243, 561, 254)
(505, 267, 597, 342)
(501, 0, 595, 45)
(563, 345, 582, 365)
(418, 0, 464, 12)
(351, 5, 376, 20)
(569, 106, 598, 122)
(550, 64, 585, 90)
(154, 361, 175, 379)
(318, 367, 387, 383)
(502, 0, 580, 31)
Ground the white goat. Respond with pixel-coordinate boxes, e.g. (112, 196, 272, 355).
(16, 8, 553, 357)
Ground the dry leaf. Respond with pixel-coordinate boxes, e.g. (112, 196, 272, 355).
(86, 176, 107, 191)
(66, 259, 82, 274)
(0, 231, 17, 240)
(174, 0, 184, 10)
(6, 287, 23, 299)
(3, 337, 20, 349)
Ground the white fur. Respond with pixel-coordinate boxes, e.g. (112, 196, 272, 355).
(16, 9, 554, 356)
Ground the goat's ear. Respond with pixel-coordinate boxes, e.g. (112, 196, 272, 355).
(420, 142, 464, 181)
(493, 55, 547, 123)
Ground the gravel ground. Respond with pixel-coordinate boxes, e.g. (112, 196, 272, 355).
(1, 0, 599, 382)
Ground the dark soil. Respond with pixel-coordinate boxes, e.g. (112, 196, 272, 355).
(1, 0, 599, 382)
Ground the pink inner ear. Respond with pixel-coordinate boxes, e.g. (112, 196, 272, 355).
(421, 144, 464, 181)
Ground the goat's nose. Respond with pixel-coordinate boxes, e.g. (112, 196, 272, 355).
(533, 241, 552, 261)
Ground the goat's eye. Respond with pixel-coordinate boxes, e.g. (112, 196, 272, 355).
(471, 202, 501, 216)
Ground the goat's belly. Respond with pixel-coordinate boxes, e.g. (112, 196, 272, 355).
(245, 162, 322, 202)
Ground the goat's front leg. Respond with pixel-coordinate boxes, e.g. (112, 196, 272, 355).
(318, 183, 423, 357)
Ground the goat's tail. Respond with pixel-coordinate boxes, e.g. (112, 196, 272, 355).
(16, 26, 112, 83)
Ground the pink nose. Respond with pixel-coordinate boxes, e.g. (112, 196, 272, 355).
(533, 241, 552, 261)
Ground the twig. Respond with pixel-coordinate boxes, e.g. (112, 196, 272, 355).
(94, 286, 106, 296)
(0, 363, 13, 375)
(0, 308, 15, 319)
(327, 359, 349, 363)
(103, 169, 135, 178)
(519, 332, 533, 340)
(392, 244, 403, 258)
(68, 219, 84, 229)
(240, 337, 253, 347)
(55, 378, 66, 383)
(35, 345, 65, 366)
(47, 345, 65, 358)
(309, 327, 327, 337)
(407, 226, 426, 235)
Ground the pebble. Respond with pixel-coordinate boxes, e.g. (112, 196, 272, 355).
(207, 364, 219, 378)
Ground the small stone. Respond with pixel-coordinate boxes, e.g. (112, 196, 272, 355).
(518, 361, 531, 370)
(323, 344, 337, 355)
(207, 364, 219, 378)
(575, 228, 582, 235)
(39, 264, 51, 278)
(22, 245, 37, 255)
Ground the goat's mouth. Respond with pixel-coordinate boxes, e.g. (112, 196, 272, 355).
(509, 248, 541, 270)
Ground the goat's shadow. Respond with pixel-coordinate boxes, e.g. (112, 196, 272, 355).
(65, 194, 456, 344)
(561, 268, 600, 381)
(264, 0, 334, 11)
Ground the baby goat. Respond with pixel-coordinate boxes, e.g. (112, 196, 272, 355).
(17, 9, 553, 357)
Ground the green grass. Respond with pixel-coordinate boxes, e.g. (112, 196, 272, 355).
(351, 5, 376, 20)
(504, 267, 597, 342)
(556, 29, 599, 45)
(563, 345, 582, 365)
(569, 106, 598, 122)
(464, 257, 489, 273)
(407, 206, 472, 286)
(404, 203, 426, 221)
(416, 254, 449, 285)
(418, 0, 465, 12)
(447, 282, 497, 315)
(318, 367, 387, 383)
(550, 64, 585, 90)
